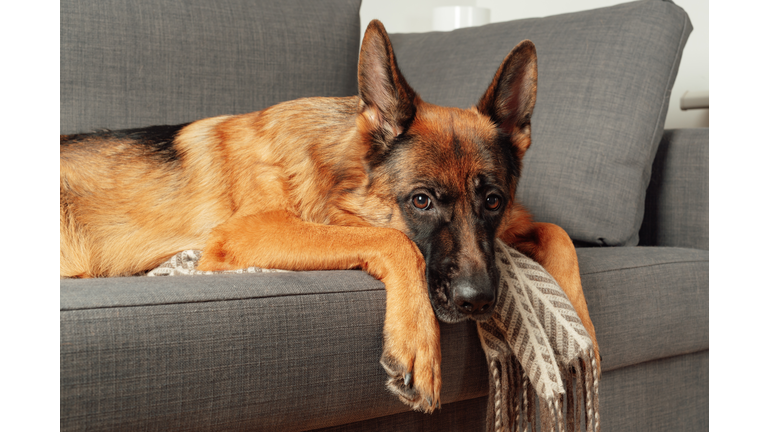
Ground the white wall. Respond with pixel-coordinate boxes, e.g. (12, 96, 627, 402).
(360, 0, 708, 129)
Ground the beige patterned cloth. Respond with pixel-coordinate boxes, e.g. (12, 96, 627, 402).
(146, 250, 287, 276)
(478, 240, 600, 432)
(147, 243, 600, 431)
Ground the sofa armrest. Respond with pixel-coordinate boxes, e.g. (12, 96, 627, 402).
(639, 128, 709, 250)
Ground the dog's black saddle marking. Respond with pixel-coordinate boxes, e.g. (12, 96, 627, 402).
(62, 123, 191, 163)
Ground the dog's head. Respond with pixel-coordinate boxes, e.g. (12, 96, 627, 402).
(357, 20, 537, 323)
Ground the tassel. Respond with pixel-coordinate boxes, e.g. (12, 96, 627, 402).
(512, 359, 522, 432)
(564, 365, 574, 432)
(574, 361, 583, 432)
(504, 357, 518, 432)
(526, 378, 536, 432)
(521, 377, 528, 432)
(486, 359, 502, 432)
(555, 394, 565, 432)
(590, 351, 601, 432)
(584, 358, 595, 432)
(540, 399, 552, 432)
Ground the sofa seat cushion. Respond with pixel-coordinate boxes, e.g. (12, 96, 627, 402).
(61, 246, 707, 430)
(60, 271, 487, 431)
(389, 0, 693, 247)
(577, 246, 709, 372)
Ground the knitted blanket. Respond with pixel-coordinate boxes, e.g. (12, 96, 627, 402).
(479, 240, 600, 432)
(148, 243, 600, 431)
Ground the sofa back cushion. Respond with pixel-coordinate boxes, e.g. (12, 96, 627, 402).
(60, 0, 362, 134)
(389, 0, 692, 246)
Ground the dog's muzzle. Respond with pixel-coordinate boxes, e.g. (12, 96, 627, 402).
(451, 272, 496, 320)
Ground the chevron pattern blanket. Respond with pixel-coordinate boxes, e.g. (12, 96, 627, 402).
(478, 240, 600, 432)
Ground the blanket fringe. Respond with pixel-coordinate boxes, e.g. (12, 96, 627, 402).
(486, 352, 600, 432)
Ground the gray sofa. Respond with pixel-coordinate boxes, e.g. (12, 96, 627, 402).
(60, 0, 708, 430)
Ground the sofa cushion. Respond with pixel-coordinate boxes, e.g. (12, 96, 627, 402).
(577, 246, 709, 372)
(60, 271, 488, 431)
(389, 0, 693, 246)
(61, 245, 708, 430)
(60, 0, 361, 134)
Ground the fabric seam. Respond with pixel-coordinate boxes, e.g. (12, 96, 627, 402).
(580, 258, 707, 276)
(601, 347, 709, 374)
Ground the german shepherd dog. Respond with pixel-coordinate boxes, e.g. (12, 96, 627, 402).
(61, 20, 599, 412)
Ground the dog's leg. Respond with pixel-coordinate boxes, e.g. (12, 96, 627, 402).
(197, 210, 441, 412)
(501, 222, 601, 373)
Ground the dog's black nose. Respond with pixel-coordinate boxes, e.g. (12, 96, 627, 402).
(452, 277, 495, 315)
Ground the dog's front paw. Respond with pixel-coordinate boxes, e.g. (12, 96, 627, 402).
(379, 313, 441, 413)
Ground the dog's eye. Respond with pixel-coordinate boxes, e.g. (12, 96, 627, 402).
(412, 194, 432, 210)
(485, 194, 502, 211)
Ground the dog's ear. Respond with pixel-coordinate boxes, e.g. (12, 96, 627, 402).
(358, 20, 417, 144)
(476, 40, 537, 158)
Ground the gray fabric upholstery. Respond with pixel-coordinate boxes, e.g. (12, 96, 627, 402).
(60, 0, 361, 134)
(61, 246, 707, 430)
(311, 397, 488, 432)
(577, 247, 708, 372)
(312, 351, 709, 432)
(389, 0, 692, 247)
(598, 350, 709, 432)
(61, 271, 488, 431)
(640, 128, 709, 250)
